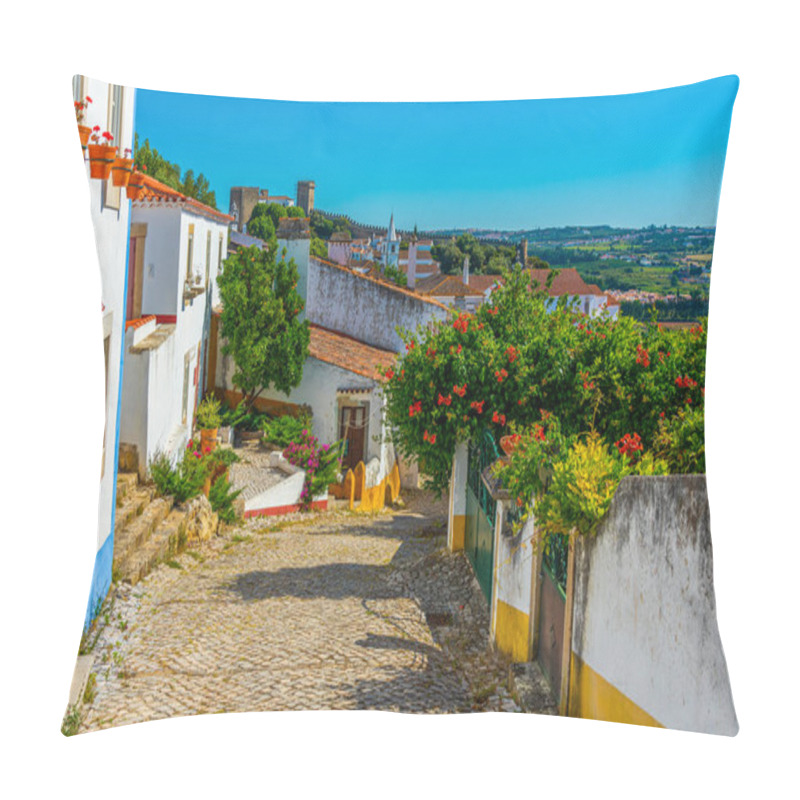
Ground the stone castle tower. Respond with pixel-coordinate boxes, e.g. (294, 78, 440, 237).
(296, 181, 315, 215)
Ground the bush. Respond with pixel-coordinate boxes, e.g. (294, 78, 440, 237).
(283, 429, 343, 507)
(149, 447, 210, 504)
(220, 401, 269, 432)
(208, 474, 242, 524)
(654, 405, 705, 473)
(196, 395, 223, 429)
(262, 413, 311, 448)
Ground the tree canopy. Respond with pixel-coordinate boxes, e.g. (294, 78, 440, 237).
(133, 134, 217, 208)
(430, 234, 547, 276)
(217, 244, 310, 410)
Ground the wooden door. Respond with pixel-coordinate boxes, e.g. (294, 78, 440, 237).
(340, 406, 366, 470)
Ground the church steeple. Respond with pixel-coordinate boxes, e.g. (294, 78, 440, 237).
(388, 212, 397, 242)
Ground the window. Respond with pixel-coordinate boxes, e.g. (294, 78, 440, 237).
(105, 84, 124, 210)
(205, 229, 212, 288)
(72, 74, 85, 104)
(186, 224, 195, 280)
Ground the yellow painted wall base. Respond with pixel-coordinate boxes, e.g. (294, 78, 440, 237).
(450, 514, 466, 551)
(569, 653, 663, 728)
(494, 600, 530, 663)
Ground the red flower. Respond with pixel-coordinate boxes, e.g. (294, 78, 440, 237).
(492, 411, 506, 425)
(405, 340, 416, 351)
(438, 393, 452, 406)
(92, 125, 100, 131)
(385, 368, 394, 380)
(86, 96, 93, 103)
(423, 430, 437, 445)
(408, 400, 422, 417)
(495, 368, 508, 383)
(505, 345, 519, 363)
(453, 383, 467, 397)
(453, 314, 470, 334)
(487, 306, 499, 315)
(470, 400, 485, 414)
(635, 344, 650, 367)
(616, 432, 643, 460)
(426, 347, 437, 358)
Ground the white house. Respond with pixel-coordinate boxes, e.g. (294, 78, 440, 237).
(214, 217, 449, 486)
(118, 174, 234, 479)
(73, 75, 135, 626)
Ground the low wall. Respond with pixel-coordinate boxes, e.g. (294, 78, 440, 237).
(492, 506, 535, 663)
(569, 475, 737, 735)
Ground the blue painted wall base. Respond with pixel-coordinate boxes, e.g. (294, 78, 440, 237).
(83, 533, 114, 630)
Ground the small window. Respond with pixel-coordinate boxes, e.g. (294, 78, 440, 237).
(205, 229, 212, 288)
(186, 224, 195, 280)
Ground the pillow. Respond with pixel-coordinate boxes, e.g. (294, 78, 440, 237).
(64, 75, 738, 736)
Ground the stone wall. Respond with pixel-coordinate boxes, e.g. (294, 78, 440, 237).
(569, 475, 738, 735)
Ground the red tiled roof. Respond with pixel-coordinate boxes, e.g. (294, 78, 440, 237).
(310, 256, 450, 311)
(309, 324, 396, 381)
(125, 314, 156, 330)
(135, 175, 234, 224)
(416, 274, 482, 297)
(472, 268, 605, 298)
(467, 275, 502, 293)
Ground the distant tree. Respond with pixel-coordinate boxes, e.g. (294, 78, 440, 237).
(133, 135, 217, 208)
(217, 244, 310, 411)
(286, 206, 306, 218)
(310, 237, 327, 259)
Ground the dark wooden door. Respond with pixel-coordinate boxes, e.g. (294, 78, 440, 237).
(340, 406, 366, 470)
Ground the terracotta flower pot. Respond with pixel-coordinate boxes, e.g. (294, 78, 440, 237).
(200, 428, 218, 454)
(87, 144, 118, 180)
(77, 125, 92, 150)
(111, 157, 134, 187)
(126, 172, 145, 200)
(500, 434, 522, 457)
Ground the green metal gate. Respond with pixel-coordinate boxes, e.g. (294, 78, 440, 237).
(465, 430, 499, 603)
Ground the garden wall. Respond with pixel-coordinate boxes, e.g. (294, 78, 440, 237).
(568, 475, 737, 735)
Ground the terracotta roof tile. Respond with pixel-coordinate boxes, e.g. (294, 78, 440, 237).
(472, 268, 605, 298)
(416, 275, 483, 297)
(309, 324, 396, 381)
(135, 175, 234, 224)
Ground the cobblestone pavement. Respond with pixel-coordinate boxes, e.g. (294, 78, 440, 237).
(79, 491, 524, 732)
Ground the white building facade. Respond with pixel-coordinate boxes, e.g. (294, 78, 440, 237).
(119, 176, 233, 479)
(73, 75, 135, 626)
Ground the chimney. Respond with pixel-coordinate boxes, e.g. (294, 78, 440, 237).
(276, 217, 311, 319)
(407, 238, 417, 290)
(462, 255, 470, 286)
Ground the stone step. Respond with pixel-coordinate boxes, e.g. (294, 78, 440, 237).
(116, 472, 139, 505)
(118, 510, 188, 585)
(113, 496, 173, 576)
(114, 486, 156, 535)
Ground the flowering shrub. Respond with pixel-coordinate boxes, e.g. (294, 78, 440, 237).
(262, 412, 311, 448)
(149, 442, 241, 515)
(385, 265, 707, 542)
(89, 126, 114, 147)
(283, 430, 342, 507)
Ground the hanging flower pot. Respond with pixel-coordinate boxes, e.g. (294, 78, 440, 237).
(87, 128, 117, 180)
(77, 125, 92, 150)
(500, 433, 522, 457)
(74, 95, 93, 152)
(111, 149, 134, 187)
(126, 171, 145, 200)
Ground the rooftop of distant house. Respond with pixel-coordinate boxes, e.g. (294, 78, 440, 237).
(468, 267, 606, 297)
(415, 274, 483, 298)
(135, 175, 234, 224)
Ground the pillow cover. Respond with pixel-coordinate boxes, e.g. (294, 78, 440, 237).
(64, 75, 738, 736)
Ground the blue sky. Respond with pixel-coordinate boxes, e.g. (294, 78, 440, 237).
(133, 76, 738, 231)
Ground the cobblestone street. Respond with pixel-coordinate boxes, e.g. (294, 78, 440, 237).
(79, 491, 522, 732)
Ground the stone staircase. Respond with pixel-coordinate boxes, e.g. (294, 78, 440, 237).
(113, 472, 219, 585)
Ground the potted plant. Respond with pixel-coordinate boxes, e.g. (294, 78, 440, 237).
(111, 147, 134, 187)
(87, 127, 117, 180)
(196, 395, 223, 453)
(74, 94, 93, 151)
(126, 165, 146, 200)
(500, 433, 522, 456)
